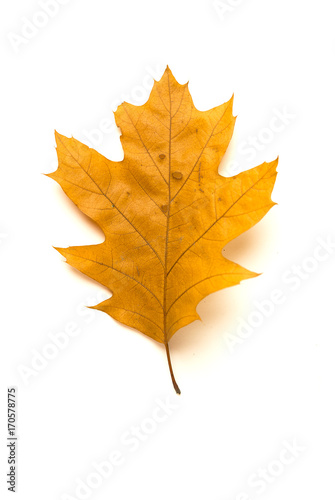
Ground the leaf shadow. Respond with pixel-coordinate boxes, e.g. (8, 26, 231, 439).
(163, 212, 278, 372)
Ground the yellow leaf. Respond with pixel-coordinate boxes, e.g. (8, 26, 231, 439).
(48, 67, 278, 393)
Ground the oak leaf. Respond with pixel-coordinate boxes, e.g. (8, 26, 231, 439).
(48, 67, 278, 393)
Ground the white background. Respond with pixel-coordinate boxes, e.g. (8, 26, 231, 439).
(1, 0, 335, 499)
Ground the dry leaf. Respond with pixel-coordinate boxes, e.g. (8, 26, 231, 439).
(48, 67, 277, 393)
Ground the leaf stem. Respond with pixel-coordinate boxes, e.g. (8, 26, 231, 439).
(164, 342, 181, 394)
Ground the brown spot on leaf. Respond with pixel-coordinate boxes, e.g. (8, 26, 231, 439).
(159, 154, 166, 160)
(161, 204, 168, 214)
(172, 171, 183, 180)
